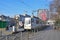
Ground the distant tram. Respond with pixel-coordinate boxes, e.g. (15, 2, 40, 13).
(24, 17, 45, 31)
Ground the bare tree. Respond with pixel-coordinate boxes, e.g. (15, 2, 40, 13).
(50, 0, 60, 29)
(50, 0, 60, 19)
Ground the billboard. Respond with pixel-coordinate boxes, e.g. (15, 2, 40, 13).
(37, 9, 47, 21)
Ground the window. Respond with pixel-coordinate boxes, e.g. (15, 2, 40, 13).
(31, 18, 34, 22)
(25, 20, 31, 24)
(36, 20, 39, 24)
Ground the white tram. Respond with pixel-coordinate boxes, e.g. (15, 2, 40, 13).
(24, 17, 43, 30)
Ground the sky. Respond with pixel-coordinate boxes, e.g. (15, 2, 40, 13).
(0, 0, 53, 17)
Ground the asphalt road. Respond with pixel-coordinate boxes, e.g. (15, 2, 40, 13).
(13, 26, 60, 40)
(28, 26, 60, 40)
(0, 26, 60, 40)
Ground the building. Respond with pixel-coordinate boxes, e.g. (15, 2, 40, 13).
(0, 15, 15, 26)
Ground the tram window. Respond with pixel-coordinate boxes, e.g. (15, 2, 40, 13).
(25, 20, 31, 24)
(31, 18, 34, 22)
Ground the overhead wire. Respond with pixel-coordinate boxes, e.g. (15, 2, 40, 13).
(19, 0, 33, 10)
(0, 0, 33, 15)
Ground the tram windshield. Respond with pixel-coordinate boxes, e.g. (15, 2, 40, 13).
(25, 18, 31, 24)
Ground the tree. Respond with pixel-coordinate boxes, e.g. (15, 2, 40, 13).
(50, 0, 60, 29)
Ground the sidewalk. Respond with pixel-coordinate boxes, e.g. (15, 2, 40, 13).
(0, 28, 13, 35)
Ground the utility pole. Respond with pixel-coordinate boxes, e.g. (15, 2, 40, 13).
(24, 10, 27, 15)
(32, 10, 37, 16)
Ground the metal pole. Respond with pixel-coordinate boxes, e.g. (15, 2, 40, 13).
(37, 29, 38, 32)
(6, 36, 8, 40)
(34, 29, 35, 35)
(1, 29, 2, 36)
(27, 30, 29, 40)
(16, 19, 18, 31)
(21, 32, 23, 40)
(1, 16, 3, 36)
(1, 21, 3, 36)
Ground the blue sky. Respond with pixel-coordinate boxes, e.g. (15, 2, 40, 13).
(0, 0, 53, 17)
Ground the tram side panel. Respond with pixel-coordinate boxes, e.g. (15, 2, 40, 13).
(24, 17, 41, 30)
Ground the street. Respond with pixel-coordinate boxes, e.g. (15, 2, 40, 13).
(0, 26, 60, 40)
(28, 26, 60, 40)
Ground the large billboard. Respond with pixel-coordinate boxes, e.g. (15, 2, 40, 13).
(37, 9, 47, 21)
